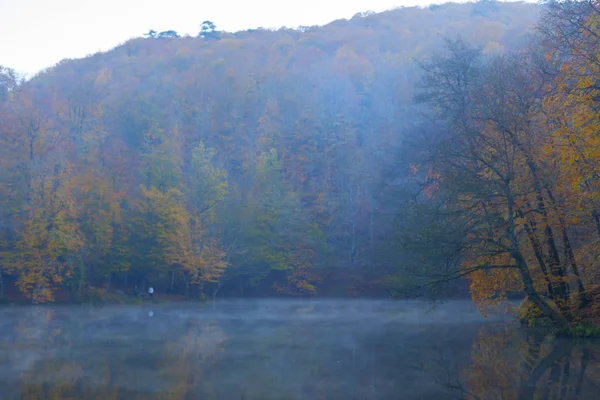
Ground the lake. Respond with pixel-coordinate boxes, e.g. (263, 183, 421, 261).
(0, 299, 598, 399)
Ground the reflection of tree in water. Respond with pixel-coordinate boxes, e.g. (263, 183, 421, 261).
(6, 308, 119, 400)
(1, 309, 228, 400)
(157, 318, 227, 400)
(6, 304, 600, 399)
(460, 325, 600, 400)
(4, 308, 99, 400)
(461, 326, 521, 399)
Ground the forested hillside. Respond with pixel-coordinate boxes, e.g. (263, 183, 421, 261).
(0, 1, 540, 302)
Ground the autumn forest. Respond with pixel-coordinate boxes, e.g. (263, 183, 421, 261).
(0, 0, 599, 327)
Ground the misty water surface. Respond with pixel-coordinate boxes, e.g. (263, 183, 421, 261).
(0, 300, 599, 399)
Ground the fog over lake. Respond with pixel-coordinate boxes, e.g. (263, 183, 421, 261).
(0, 299, 598, 399)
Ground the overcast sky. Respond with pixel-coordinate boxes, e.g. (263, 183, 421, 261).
(0, 0, 453, 75)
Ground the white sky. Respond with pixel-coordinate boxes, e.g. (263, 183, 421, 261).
(0, 0, 473, 76)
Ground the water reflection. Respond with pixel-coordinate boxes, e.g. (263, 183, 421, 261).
(460, 326, 600, 400)
(0, 300, 598, 400)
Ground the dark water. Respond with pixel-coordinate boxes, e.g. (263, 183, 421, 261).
(0, 300, 598, 400)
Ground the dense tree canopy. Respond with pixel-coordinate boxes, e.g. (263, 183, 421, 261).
(0, 1, 553, 303)
(395, 0, 600, 327)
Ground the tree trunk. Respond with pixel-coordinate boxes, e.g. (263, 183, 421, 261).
(519, 149, 569, 302)
(519, 208, 555, 298)
(544, 223, 569, 302)
(78, 248, 86, 298)
(212, 280, 221, 300)
(593, 210, 600, 239)
(545, 187, 587, 306)
(199, 279, 205, 299)
(518, 260, 567, 325)
(561, 222, 587, 303)
(508, 183, 566, 325)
